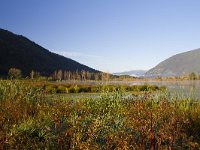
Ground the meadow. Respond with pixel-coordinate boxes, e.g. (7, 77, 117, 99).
(0, 80, 200, 149)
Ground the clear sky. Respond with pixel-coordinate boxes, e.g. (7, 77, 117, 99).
(1, 0, 200, 72)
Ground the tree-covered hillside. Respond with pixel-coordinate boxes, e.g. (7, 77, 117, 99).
(0, 28, 99, 77)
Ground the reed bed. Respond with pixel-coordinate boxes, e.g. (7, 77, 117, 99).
(0, 80, 200, 149)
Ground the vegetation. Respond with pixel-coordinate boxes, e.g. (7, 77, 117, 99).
(188, 72, 200, 80)
(8, 68, 22, 79)
(43, 83, 165, 94)
(0, 80, 200, 149)
(146, 48, 200, 77)
(0, 28, 98, 77)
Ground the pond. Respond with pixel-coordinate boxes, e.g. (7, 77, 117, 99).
(51, 80, 200, 100)
(128, 80, 200, 99)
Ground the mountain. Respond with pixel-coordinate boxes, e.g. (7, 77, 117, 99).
(113, 70, 146, 77)
(146, 48, 200, 77)
(0, 28, 99, 77)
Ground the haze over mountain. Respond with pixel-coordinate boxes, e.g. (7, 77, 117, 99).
(0, 28, 99, 77)
(146, 49, 200, 77)
(113, 70, 146, 77)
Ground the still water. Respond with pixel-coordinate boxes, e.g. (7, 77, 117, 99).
(129, 80, 200, 99)
(106, 80, 200, 99)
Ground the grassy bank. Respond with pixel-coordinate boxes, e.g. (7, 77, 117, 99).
(0, 80, 200, 149)
(43, 83, 166, 94)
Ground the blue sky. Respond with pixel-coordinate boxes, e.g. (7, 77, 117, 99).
(1, 0, 200, 72)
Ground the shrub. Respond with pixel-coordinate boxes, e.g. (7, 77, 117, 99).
(79, 86, 91, 93)
(8, 68, 22, 79)
(57, 85, 66, 93)
(44, 85, 57, 94)
(91, 86, 99, 93)
(74, 85, 80, 93)
(68, 86, 75, 93)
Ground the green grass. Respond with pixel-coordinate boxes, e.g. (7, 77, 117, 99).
(43, 83, 166, 94)
(0, 80, 200, 149)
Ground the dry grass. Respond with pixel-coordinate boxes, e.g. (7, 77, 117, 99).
(0, 80, 200, 149)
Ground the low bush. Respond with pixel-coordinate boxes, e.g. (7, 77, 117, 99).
(56, 85, 66, 93)
(43, 83, 165, 94)
(45, 85, 57, 93)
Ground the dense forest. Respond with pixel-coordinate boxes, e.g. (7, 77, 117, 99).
(0, 28, 99, 77)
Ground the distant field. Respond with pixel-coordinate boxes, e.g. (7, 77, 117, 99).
(0, 80, 200, 149)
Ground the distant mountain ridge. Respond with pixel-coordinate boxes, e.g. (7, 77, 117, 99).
(0, 28, 99, 77)
(146, 48, 200, 77)
(113, 70, 146, 77)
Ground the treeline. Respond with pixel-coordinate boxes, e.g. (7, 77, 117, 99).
(52, 70, 110, 81)
(7, 68, 200, 81)
(7, 67, 111, 81)
(157, 72, 200, 81)
(188, 72, 200, 80)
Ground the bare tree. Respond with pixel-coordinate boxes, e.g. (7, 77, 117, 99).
(53, 70, 57, 80)
(81, 70, 86, 81)
(57, 70, 63, 81)
(30, 70, 34, 79)
(63, 71, 67, 80)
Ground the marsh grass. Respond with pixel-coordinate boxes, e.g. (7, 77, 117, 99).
(43, 83, 165, 94)
(0, 80, 200, 149)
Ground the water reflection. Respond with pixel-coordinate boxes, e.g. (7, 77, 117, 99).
(128, 80, 200, 99)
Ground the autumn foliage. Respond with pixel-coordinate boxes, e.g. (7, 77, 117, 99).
(0, 80, 200, 149)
